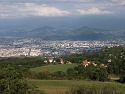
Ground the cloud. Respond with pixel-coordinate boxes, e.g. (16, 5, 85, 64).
(0, 0, 122, 19)
(23, 3, 70, 16)
(0, 0, 124, 4)
(0, 3, 70, 18)
(112, 0, 125, 5)
(0, 13, 10, 18)
(75, 7, 113, 15)
(0, 0, 103, 3)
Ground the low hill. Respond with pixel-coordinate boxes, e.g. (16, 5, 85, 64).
(31, 64, 77, 73)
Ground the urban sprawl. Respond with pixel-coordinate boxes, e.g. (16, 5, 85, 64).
(0, 38, 125, 57)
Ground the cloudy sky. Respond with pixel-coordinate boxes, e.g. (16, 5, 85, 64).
(0, 0, 125, 19)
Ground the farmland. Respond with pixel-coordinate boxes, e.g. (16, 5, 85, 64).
(31, 64, 78, 73)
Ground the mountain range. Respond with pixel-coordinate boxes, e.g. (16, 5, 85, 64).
(0, 25, 124, 41)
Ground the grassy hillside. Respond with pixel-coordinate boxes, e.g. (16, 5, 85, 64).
(29, 79, 125, 94)
(31, 64, 77, 73)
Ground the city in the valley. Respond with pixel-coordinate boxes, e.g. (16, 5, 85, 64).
(0, 38, 124, 57)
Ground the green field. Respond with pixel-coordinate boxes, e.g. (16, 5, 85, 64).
(31, 64, 78, 73)
(30, 64, 125, 94)
(29, 79, 125, 94)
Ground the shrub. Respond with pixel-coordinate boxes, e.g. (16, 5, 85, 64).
(120, 75, 125, 83)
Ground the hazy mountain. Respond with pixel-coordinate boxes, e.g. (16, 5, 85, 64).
(70, 26, 109, 40)
(27, 26, 68, 40)
(25, 26, 118, 40)
(0, 24, 124, 41)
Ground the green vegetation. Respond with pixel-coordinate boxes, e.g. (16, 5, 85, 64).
(30, 46, 125, 81)
(29, 80, 125, 94)
(66, 65, 108, 81)
(66, 84, 124, 94)
(31, 64, 77, 73)
(1, 57, 45, 67)
(0, 65, 45, 94)
(0, 46, 125, 93)
(60, 46, 125, 82)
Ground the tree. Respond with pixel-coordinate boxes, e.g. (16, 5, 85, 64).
(0, 65, 29, 94)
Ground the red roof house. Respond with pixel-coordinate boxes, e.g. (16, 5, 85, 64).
(82, 60, 89, 67)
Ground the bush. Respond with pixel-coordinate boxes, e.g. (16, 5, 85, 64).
(119, 75, 125, 83)
(37, 70, 50, 79)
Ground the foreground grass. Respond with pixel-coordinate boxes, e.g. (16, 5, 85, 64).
(28, 79, 125, 94)
(31, 64, 77, 73)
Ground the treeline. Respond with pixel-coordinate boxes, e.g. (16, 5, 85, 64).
(0, 57, 46, 68)
(0, 57, 108, 81)
(28, 64, 107, 82)
(0, 57, 46, 76)
(0, 46, 125, 82)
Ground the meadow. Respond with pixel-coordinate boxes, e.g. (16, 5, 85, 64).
(30, 63, 125, 94)
(31, 64, 78, 73)
(29, 79, 125, 94)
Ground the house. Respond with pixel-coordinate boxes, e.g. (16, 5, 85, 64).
(82, 60, 90, 67)
(92, 62, 97, 66)
(66, 61, 72, 64)
(49, 58, 53, 64)
(60, 58, 64, 64)
(100, 63, 107, 67)
(108, 59, 112, 62)
(44, 60, 48, 63)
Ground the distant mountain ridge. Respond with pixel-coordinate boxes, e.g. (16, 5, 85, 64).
(70, 26, 109, 40)
(0, 25, 124, 41)
(27, 26, 112, 40)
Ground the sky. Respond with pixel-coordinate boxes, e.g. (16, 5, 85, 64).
(0, 0, 125, 19)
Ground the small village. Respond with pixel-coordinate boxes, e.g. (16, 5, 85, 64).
(44, 58, 108, 68)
